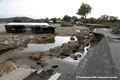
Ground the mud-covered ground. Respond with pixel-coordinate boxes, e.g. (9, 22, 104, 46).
(0, 23, 92, 76)
(0, 24, 89, 54)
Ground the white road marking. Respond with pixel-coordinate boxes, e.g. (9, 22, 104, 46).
(48, 73, 61, 80)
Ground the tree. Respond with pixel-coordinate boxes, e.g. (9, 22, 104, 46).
(87, 17, 97, 23)
(36, 19, 41, 22)
(71, 16, 79, 24)
(44, 17, 49, 23)
(62, 15, 71, 22)
(13, 18, 22, 22)
(52, 18, 57, 23)
(98, 14, 109, 22)
(77, 3, 92, 24)
(109, 16, 118, 22)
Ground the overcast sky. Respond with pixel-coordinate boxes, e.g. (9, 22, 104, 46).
(0, 0, 120, 19)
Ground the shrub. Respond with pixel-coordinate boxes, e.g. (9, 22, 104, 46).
(31, 37, 55, 44)
(111, 26, 120, 35)
(60, 21, 73, 27)
(76, 35, 82, 42)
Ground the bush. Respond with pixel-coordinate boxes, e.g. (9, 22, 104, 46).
(76, 35, 82, 42)
(60, 21, 73, 27)
(111, 26, 120, 35)
(31, 37, 55, 44)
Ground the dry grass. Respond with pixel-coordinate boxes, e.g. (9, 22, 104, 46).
(30, 36, 55, 44)
(56, 27, 65, 30)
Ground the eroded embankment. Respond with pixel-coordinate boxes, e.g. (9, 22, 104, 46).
(0, 44, 18, 54)
(90, 33, 104, 47)
(65, 36, 119, 80)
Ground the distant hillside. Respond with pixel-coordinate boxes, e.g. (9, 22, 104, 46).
(0, 17, 36, 22)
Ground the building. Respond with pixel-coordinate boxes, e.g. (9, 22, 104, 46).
(5, 23, 55, 33)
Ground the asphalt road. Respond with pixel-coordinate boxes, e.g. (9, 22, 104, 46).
(95, 28, 120, 76)
(60, 28, 120, 80)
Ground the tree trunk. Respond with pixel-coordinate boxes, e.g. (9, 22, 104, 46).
(84, 16, 86, 26)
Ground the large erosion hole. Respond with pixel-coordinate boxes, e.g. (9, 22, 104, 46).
(90, 33, 104, 47)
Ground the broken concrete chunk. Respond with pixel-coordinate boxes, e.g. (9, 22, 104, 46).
(60, 52, 69, 56)
(74, 56, 77, 60)
(38, 70, 46, 77)
(46, 69, 53, 75)
(37, 60, 46, 67)
(70, 36, 75, 40)
(52, 65, 58, 68)
(30, 52, 43, 61)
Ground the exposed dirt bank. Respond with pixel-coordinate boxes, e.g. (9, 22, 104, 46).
(90, 33, 104, 47)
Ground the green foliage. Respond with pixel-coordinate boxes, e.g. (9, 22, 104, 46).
(0, 17, 35, 22)
(36, 19, 42, 22)
(109, 16, 118, 22)
(77, 3, 92, 24)
(101, 22, 120, 28)
(52, 18, 57, 23)
(31, 37, 55, 44)
(77, 3, 91, 17)
(98, 14, 109, 23)
(13, 18, 22, 22)
(44, 17, 49, 23)
(86, 17, 98, 23)
(111, 26, 120, 35)
(62, 15, 71, 22)
(76, 35, 82, 42)
(71, 16, 79, 24)
(60, 21, 73, 27)
(98, 15, 118, 23)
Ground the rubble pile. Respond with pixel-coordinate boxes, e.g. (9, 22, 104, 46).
(0, 35, 42, 46)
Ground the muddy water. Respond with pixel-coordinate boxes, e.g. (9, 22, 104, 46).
(21, 36, 77, 52)
(42, 45, 90, 77)
(44, 57, 79, 75)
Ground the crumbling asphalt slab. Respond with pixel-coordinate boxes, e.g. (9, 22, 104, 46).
(95, 28, 120, 76)
(64, 37, 119, 80)
(61, 28, 120, 80)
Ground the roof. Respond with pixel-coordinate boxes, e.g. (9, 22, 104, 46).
(6, 23, 50, 26)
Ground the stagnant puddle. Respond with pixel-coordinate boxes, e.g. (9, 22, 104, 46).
(21, 36, 77, 52)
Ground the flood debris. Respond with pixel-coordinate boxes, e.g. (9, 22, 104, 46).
(37, 60, 47, 67)
(29, 52, 43, 61)
(0, 34, 92, 78)
(70, 36, 75, 40)
(0, 60, 17, 76)
(0, 34, 54, 55)
(0, 24, 96, 79)
(46, 69, 53, 75)
(51, 64, 58, 68)
(38, 70, 46, 77)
